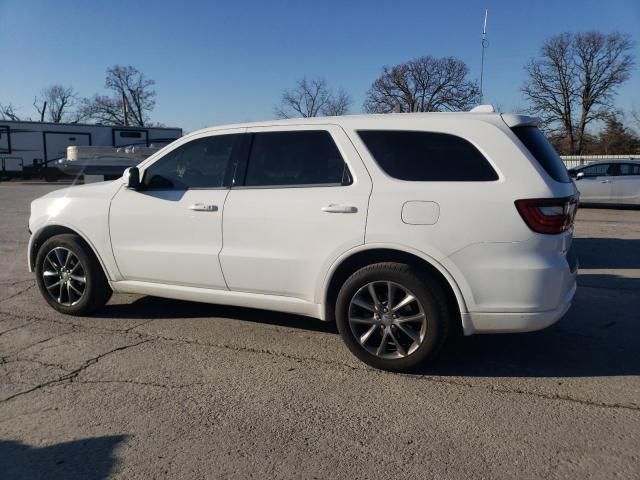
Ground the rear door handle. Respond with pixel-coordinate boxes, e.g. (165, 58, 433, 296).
(321, 204, 358, 213)
(189, 203, 218, 212)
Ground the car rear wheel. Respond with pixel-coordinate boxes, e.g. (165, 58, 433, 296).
(35, 234, 112, 315)
(336, 262, 450, 371)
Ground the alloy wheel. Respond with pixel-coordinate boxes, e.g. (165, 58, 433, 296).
(348, 281, 427, 359)
(41, 247, 87, 306)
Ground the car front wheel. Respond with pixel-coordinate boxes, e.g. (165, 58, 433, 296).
(35, 234, 112, 315)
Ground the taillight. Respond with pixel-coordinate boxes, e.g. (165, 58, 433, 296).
(515, 196, 578, 234)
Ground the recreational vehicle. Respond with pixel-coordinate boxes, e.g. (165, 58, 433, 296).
(0, 120, 182, 179)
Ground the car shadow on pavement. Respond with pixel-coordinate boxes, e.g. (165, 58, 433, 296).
(424, 271, 640, 378)
(578, 273, 639, 291)
(92, 270, 638, 378)
(94, 296, 338, 334)
(0, 435, 126, 480)
(572, 237, 640, 269)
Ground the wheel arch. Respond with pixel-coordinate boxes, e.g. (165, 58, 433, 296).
(29, 224, 110, 279)
(322, 246, 469, 334)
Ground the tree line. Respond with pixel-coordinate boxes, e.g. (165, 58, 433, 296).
(1, 30, 637, 155)
(275, 30, 637, 155)
(0, 65, 157, 127)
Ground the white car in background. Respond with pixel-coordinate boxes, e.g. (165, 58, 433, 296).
(28, 110, 578, 371)
(569, 160, 640, 206)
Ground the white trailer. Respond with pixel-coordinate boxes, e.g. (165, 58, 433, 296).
(0, 120, 182, 179)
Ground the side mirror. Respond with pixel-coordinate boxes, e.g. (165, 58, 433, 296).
(124, 167, 140, 189)
(576, 171, 585, 180)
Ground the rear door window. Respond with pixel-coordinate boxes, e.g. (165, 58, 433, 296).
(620, 163, 640, 176)
(512, 127, 571, 183)
(243, 130, 351, 187)
(357, 130, 497, 181)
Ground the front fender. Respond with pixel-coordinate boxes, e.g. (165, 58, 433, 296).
(28, 222, 120, 281)
(27, 181, 123, 280)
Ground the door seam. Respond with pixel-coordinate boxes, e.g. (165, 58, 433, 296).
(218, 188, 232, 290)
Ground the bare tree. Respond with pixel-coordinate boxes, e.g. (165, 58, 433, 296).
(522, 31, 634, 154)
(78, 95, 125, 125)
(363, 56, 480, 113)
(630, 107, 640, 134)
(83, 65, 156, 126)
(33, 85, 78, 123)
(274, 77, 352, 118)
(0, 103, 21, 121)
(323, 88, 352, 116)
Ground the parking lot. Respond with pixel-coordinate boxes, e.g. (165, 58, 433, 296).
(0, 182, 638, 479)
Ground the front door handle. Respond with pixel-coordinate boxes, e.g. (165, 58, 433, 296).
(189, 203, 218, 212)
(321, 204, 358, 214)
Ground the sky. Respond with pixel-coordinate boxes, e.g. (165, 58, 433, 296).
(1, 0, 639, 132)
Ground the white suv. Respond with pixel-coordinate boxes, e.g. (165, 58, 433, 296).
(28, 110, 578, 370)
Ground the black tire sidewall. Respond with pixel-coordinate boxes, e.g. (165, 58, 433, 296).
(35, 234, 108, 315)
(335, 263, 447, 371)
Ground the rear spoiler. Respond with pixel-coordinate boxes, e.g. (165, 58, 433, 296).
(501, 114, 540, 128)
(468, 105, 540, 128)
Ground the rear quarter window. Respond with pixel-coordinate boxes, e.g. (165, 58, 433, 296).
(512, 127, 571, 183)
(357, 130, 498, 181)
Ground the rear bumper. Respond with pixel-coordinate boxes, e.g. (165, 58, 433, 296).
(463, 279, 576, 334)
(449, 235, 578, 335)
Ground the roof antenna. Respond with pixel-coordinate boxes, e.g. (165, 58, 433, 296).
(479, 9, 489, 104)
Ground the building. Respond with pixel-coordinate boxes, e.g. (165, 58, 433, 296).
(0, 120, 182, 178)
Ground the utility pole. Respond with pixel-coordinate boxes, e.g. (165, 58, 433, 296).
(40, 101, 47, 122)
(479, 9, 489, 103)
(122, 92, 129, 126)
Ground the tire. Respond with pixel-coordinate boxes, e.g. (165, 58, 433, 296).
(335, 262, 450, 371)
(35, 234, 112, 315)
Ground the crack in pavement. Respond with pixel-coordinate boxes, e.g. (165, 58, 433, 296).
(0, 357, 72, 371)
(0, 319, 34, 337)
(0, 308, 638, 412)
(124, 319, 158, 333)
(0, 339, 151, 403)
(3, 331, 75, 356)
(73, 379, 210, 390)
(408, 375, 640, 412)
(0, 283, 35, 303)
(0, 309, 138, 336)
(0, 279, 33, 287)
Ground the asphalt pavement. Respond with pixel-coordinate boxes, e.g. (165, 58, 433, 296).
(0, 182, 638, 479)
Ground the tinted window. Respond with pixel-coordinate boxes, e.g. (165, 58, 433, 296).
(120, 131, 143, 138)
(143, 134, 237, 189)
(620, 163, 640, 175)
(244, 131, 350, 187)
(580, 164, 613, 177)
(357, 130, 497, 181)
(512, 127, 570, 183)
